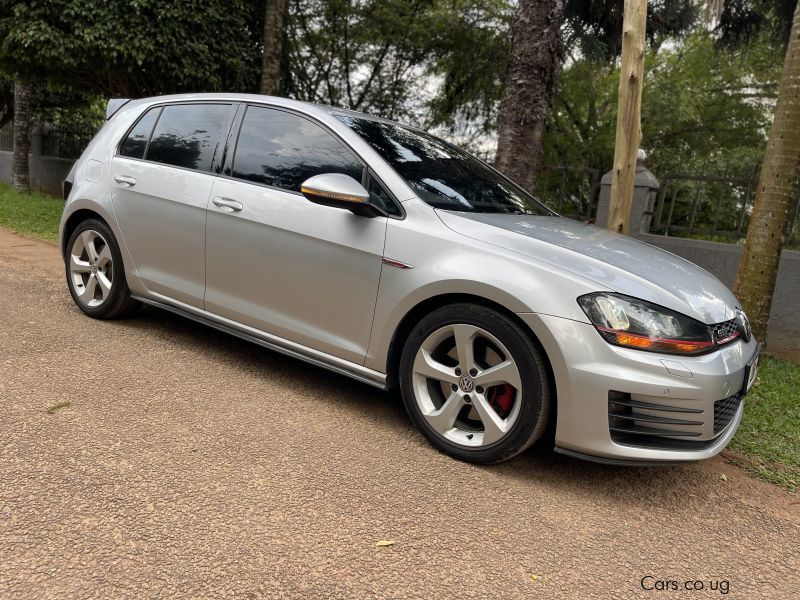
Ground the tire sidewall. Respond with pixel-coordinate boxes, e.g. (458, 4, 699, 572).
(399, 304, 549, 464)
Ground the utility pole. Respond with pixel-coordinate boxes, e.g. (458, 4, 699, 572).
(607, 0, 648, 234)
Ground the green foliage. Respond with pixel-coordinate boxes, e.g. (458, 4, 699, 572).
(0, 0, 264, 97)
(714, 0, 798, 48)
(643, 31, 781, 175)
(284, 0, 441, 119)
(564, 0, 698, 60)
(729, 356, 800, 492)
(426, 0, 698, 135)
(424, 0, 512, 137)
(532, 30, 783, 219)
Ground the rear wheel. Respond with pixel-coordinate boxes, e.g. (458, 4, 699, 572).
(399, 303, 551, 464)
(65, 219, 140, 319)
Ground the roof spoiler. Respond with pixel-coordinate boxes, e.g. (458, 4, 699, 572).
(106, 98, 131, 120)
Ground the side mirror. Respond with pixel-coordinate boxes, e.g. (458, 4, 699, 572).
(300, 173, 381, 217)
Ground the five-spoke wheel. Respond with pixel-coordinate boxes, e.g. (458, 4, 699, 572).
(69, 229, 114, 307)
(412, 323, 523, 447)
(65, 219, 140, 319)
(400, 303, 550, 463)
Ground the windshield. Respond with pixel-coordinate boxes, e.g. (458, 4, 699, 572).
(336, 115, 552, 215)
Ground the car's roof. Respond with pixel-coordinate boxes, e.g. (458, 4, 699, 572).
(126, 93, 405, 127)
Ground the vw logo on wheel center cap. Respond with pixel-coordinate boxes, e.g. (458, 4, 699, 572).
(458, 375, 474, 393)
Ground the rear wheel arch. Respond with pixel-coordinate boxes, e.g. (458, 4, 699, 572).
(62, 209, 109, 257)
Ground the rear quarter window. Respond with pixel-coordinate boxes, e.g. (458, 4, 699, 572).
(145, 104, 233, 172)
(118, 108, 161, 159)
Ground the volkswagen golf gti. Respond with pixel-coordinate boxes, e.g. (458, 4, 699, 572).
(59, 94, 760, 465)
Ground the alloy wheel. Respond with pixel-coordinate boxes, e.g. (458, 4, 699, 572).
(411, 323, 523, 448)
(69, 230, 114, 308)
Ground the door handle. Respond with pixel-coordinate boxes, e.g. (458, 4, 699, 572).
(114, 175, 137, 187)
(212, 197, 243, 212)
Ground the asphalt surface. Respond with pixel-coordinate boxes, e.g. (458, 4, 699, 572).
(1, 227, 798, 599)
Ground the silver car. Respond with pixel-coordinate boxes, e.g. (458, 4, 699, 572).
(59, 93, 760, 465)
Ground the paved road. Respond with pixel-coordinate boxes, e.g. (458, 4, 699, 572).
(1, 228, 798, 599)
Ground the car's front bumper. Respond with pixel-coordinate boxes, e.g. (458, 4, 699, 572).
(518, 312, 759, 463)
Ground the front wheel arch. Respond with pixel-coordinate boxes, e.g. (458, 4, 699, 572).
(386, 294, 557, 425)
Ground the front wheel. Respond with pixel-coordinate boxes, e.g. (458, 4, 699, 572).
(65, 219, 140, 319)
(399, 303, 551, 464)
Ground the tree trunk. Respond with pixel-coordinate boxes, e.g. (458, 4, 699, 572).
(607, 0, 648, 234)
(12, 80, 32, 193)
(733, 3, 800, 344)
(494, 0, 565, 193)
(260, 0, 288, 96)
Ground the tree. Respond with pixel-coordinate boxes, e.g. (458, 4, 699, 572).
(493, 1, 565, 192)
(260, 0, 288, 95)
(0, 0, 263, 97)
(11, 79, 30, 192)
(429, 1, 696, 169)
(283, 0, 437, 119)
(732, 1, 800, 342)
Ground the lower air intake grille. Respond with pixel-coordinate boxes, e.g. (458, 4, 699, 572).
(714, 394, 742, 434)
(608, 391, 707, 450)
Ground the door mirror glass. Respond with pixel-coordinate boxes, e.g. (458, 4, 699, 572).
(300, 173, 379, 216)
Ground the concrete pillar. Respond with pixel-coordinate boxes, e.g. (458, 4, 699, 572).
(596, 150, 660, 235)
(30, 123, 44, 158)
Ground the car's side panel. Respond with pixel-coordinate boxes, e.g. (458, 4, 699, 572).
(204, 177, 387, 364)
(364, 198, 605, 373)
(110, 157, 213, 308)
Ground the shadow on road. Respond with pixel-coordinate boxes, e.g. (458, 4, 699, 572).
(116, 304, 723, 510)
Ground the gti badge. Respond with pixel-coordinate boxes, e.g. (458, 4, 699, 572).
(735, 309, 752, 343)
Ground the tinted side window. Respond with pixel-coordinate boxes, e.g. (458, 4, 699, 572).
(119, 108, 160, 159)
(146, 104, 232, 172)
(232, 106, 363, 192)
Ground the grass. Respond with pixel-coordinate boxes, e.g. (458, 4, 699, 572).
(0, 182, 63, 242)
(728, 356, 800, 492)
(0, 185, 798, 490)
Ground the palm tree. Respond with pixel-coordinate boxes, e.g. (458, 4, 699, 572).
(260, 0, 288, 96)
(714, 0, 800, 343)
(11, 79, 31, 193)
(494, 0, 565, 193)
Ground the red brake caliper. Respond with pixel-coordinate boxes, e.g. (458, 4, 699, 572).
(487, 384, 515, 418)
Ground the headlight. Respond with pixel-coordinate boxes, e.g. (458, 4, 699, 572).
(577, 293, 714, 355)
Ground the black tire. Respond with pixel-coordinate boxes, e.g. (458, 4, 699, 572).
(65, 218, 140, 319)
(399, 303, 551, 464)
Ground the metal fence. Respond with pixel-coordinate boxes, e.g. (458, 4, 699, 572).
(39, 126, 96, 159)
(533, 165, 601, 221)
(0, 123, 12, 152)
(649, 165, 800, 250)
(476, 154, 602, 221)
(0, 123, 95, 159)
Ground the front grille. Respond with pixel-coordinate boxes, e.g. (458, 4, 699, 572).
(714, 394, 742, 434)
(710, 318, 739, 345)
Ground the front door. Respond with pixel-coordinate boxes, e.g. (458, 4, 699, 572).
(204, 106, 386, 364)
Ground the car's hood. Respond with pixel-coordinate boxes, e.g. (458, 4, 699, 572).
(437, 211, 739, 324)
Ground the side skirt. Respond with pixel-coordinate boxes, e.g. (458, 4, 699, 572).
(132, 295, 388, 390)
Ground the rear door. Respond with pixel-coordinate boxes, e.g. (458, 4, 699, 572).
(204, 105, 387, 364)
(111, 103, 235, 308)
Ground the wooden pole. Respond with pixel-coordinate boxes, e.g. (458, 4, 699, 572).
(607, 0, 648, 234)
